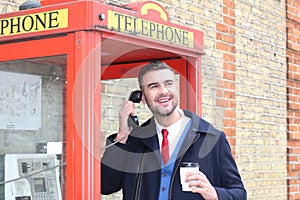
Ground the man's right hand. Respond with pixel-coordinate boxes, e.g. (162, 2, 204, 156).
(115, 100, 135, 144)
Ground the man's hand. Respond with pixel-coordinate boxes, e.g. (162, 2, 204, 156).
(115, 100, 135, 144)
(185, 171, 218, 200)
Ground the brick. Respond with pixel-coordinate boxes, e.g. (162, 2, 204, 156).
(223, 7, 229, 15)
(287, 155, 300, 162)
(223, 118, 236, 127)
(223, 53, 235, 62)
(216, 23, 229, 33)
(224, 71, 235, 80)
(223, 63, 235, 71)
(222, 34, 235, 44)
(229, 45, 236, 53)
(216, 41, 230, 51)
(229, 27, 236, 35)
(223, 0, 234, 8)
(216, 32, 222, 40)
(224, 90, 235, 99)
(292, 133, 300, 140)
(224, 16, 235, 26)
(289, 42, 300, 52)
(226, 137, 236, 147)
(224, 109, 236, 118)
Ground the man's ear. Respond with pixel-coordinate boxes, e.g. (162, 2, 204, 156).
(141, 94, 146, 104)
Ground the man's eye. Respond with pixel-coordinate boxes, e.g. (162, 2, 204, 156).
(166, 82, 174, 86)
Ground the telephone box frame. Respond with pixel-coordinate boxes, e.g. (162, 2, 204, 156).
(0, 1, 204, 199)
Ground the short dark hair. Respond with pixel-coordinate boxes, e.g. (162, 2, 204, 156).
(138, 61, 174, 87)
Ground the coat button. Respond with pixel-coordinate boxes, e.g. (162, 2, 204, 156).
(161, 187, 166, 191)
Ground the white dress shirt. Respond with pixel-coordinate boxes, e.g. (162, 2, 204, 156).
(155, 109, 191, 156)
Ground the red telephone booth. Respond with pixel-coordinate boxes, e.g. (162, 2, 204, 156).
(0, 0, 204, 199)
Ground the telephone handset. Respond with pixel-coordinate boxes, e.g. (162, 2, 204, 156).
(102, 90, 142, 149)
(128, 90, 142, 128)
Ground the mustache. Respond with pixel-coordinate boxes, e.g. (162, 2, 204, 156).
(154, 94, 173, 101)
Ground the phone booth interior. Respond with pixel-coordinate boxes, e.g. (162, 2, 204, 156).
(0, 1, 204, 199)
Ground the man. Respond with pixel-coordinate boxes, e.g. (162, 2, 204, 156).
(101, 61, 246, 200)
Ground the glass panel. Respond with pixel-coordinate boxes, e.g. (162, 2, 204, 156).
(101, 77, 150, 200)
(0, 56, 66, 200)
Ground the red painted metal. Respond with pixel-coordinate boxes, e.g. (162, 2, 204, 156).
(70, 31, 102, 200)
(0, 0, 204, 199)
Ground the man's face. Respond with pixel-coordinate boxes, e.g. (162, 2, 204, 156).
(141, 69, 178, 117)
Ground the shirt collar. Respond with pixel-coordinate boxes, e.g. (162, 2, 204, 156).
(154, 109, 184, 136)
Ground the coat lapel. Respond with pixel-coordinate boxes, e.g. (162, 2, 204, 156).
(176, 111, 201, 160)
(130, 110, 213, 165)
(130, 118, 161, 160)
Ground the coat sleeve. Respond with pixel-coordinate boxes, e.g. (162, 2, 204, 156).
(214, 132, 247, 200)
(101, 134, 128, 195)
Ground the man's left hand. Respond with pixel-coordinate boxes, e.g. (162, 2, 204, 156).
(185, 171, 218, 200)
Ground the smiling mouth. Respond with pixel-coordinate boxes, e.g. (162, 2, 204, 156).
(157, 97, 171, 104)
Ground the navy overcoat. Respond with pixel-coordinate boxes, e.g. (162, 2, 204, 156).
(101, 110, 247, 200)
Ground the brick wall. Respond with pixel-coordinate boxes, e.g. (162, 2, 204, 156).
(235, 0, 287, 199)
(286, 0, 300, 199)
(215, 0, 237, 155)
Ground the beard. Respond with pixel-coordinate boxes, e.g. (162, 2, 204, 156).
(144, 94, 179, 117)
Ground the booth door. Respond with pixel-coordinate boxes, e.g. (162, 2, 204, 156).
(0, 55, 66, 200)
(0, 30, 102, 200)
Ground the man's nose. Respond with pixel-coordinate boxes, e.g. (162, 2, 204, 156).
(158, 84, 168, 94)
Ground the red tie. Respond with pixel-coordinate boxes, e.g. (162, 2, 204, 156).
(161, 129, 169, 165)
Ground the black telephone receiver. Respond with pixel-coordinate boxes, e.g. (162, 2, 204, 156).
(128, 90, 142, 128)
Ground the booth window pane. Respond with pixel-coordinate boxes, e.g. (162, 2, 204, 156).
(0, 56, 66, 200)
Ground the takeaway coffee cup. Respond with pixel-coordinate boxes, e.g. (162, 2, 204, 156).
(179, 162, 199, 191)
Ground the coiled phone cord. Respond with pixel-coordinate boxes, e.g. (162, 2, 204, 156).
(0, 162, 66, 185)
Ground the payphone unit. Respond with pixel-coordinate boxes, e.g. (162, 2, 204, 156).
(0, 154, 61, 200)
